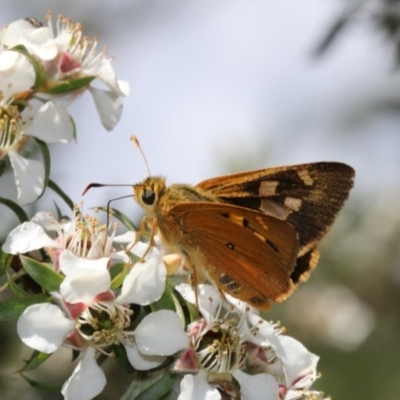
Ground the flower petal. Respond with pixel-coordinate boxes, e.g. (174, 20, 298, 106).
(276, 336, 319, 386)
(233, 370, 279, 400)
(31, 211, 59, 232)
(97, 58, 130, 96)
(61, 348, 106, 400)
(89, 86, 123, 131)
(0, 51, 35, 100)
(17, 303, 75, 353)
(175, 284, 222, 320)
(178, 372, 221, 400)
(124, 342, 166, 370)
(60, 251, 111, 304)
(8, 150, 45, 205)
(59, 250, 109, 275)
(2, 221, 59, 254)
(117, 256, 166, 305)
(134, 310, 189, 356)
(25, 101, 74, 143)
(1, 19, 35, 47)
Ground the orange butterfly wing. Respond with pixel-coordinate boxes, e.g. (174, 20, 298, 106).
(169, 202, 299, 308)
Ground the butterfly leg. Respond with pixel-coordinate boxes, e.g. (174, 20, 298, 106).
(125, 217, 156, 262)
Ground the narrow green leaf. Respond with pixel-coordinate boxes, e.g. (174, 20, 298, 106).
(110, 263, 130, 289)
(20, 256, 63, 292)
(112, 343, 135, 373)
(42, 76, 96, 94)
(135, 372, 176, 400)
(0, 159, 6, 177)
(34, 139, 50, 199)
(150, 286, 176, 313)
(0, 197, 29, 222)
(0, 293, 51, 321)
(52, 201, 63, 221)
(7, 271, 30, 298)
(97, 206, 138, 232)
(10, 45, 46, 89)
(20, 373, 61, 392)
(0, 248, 12, 275)
(48, 179, 74, 210)
(20, 350, 52, 372)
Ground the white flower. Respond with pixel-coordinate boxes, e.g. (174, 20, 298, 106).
(175, 284, 326, 400)
(2, 208, 117, 268)
(2, 15, 129, 131)
(17, 248, 169, 400)
(0, 49, 74, 204)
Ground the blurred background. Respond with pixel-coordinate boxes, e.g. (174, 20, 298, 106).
(1, 0, 400, 399)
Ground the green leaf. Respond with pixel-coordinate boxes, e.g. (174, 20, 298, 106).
(110, 263, 130, 289)
(20, 350, 52, 372)
(0, 159, 7, 177)
(0, 293, 51, 321)
(20, 373, 61, 392)
(97, 206, 138, 232)
(112, 343, 135, 373)
(20, 256, 63, 292)
(134, 372, 177, 400)
(150, 286, 177, 313)
(0, 197, 29, 222)
(0, 248, 12, 275)
(172, 286, 198, 325)
(34, 139, 50, 199)
(7, 271, 30, 298)
(42, 76, 96, 94)
(48, 179, 74, 210)
(10, 45, 46, 89)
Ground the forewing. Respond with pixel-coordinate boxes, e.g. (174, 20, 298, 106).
(169, 202, 299, 309)
(197, 162, 355, 255)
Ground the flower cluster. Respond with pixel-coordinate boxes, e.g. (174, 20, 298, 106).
(1, 206, 328, 400)
(0, 13, 128, 204)
(0, 12, 330, 400)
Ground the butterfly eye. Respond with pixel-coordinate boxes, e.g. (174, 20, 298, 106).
(142, 188, 156, 205)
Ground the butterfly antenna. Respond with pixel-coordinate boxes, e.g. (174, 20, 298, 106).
(130, 135, 152, 177)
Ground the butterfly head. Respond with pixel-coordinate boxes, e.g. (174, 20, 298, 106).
(133, 176, 167, 214)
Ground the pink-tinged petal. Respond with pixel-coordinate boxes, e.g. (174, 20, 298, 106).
(64, 301, 86, 319)
(277, 336, 318, 386)
(124, 342, 166, 371)
(17, 303, 75, 353)
(59, 52, 81, 74)
(134, 310, 189, 356)
(178, 372, 221, 400)
(25, 101, 74, 143)
(2, 221, 59, 254)
(117, 256, 166, 305)
(175, 348, 200, 372)
(8, 151, 44, 205)
(89, 87, 123, 131)
(59, 250, 109, 275)
(233, 370, 280, 400)
(61, 348, 106, 400)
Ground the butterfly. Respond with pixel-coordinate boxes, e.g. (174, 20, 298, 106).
(131, 161, 355, 309)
